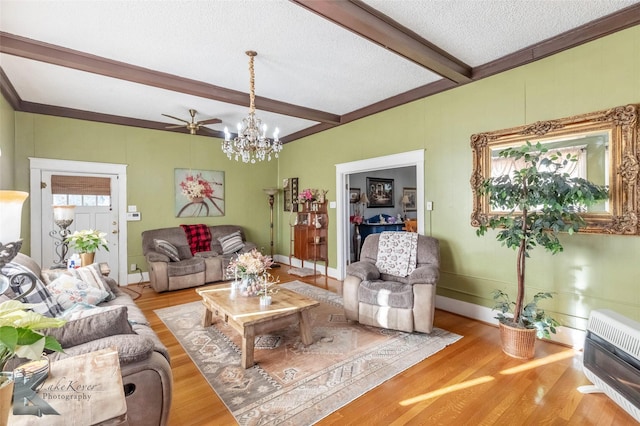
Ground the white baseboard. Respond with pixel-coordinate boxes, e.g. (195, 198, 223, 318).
(125, 271, 149, 286)
(274, 255, 338, 279)
(435, 295, 586, 350)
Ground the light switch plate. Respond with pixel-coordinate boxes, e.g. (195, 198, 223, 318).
(426, 201, 433, 211)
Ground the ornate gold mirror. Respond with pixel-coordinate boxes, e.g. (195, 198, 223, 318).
(471, 104, 639, 235)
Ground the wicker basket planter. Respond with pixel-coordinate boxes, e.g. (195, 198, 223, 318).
(499, 322, 537, 359)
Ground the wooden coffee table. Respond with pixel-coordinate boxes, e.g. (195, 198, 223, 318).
(196, 283, 320, 368)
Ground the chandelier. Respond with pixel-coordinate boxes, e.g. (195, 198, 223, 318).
(222, 51, 282, 163)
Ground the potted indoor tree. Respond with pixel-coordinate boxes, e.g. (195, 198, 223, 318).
(476, 141, 608, 358)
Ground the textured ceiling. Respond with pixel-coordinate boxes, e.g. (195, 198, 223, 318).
(1, 0, 639, 141)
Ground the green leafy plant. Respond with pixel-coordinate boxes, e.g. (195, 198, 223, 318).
(0, 300, 66, 384)
(64, 229, 109, 253)
(492, 290, 560, 338)
(476, 141, 608, 329)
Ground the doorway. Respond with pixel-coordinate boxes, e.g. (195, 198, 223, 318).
(335, 150, 425, 280)
(29, 158, 128, 285)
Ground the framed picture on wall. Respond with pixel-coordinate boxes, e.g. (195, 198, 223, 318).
(366, 177, 394, 208)
(403, 187, 417, 211)
(283, 177, 299, 212)
(349, 188, 361, 203)
(175, 169, 225, 217)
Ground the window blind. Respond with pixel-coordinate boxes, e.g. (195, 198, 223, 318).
(51, 175, 111, 196)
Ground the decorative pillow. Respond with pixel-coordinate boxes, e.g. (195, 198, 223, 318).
(154, 239, 180, 262)
(0, 262, 64, 318)
(47, 275, 110, 309)
(67, 263, 116, 301)
(218, 230, 245, 254)
(46, 305, 134, 348)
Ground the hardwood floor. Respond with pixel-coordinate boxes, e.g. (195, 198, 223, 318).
(127, 267, 637, 425)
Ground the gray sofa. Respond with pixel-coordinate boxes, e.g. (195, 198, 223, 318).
(11, 253, 172, 426)
(344, 232, 440, 333)
(141, 225, 256, 292)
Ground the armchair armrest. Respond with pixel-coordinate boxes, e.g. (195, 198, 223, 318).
(346, 261, 380, 281)
(409, 265, 439, 285)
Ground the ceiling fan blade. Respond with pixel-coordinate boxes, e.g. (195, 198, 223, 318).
(165, 125, 185, 129)
(162, 113, 190, 124)
(198, 118, 222, 125)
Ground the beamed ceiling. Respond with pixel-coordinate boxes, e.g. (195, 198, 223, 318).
(1, 0, 639, 143)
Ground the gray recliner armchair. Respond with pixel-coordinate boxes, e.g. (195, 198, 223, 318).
(343, 232, 440, 333)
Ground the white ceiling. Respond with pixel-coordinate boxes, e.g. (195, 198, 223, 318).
(1, 0, 639, 141)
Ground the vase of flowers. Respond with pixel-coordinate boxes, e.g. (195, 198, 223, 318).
(227, 249, 274, 297)
(64, 229, 109, 266)
(0, 300, 66, 423)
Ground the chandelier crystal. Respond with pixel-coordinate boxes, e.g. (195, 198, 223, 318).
(222, 51, 282, 163)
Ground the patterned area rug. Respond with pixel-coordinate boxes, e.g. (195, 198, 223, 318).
(155, 281, 462, 425)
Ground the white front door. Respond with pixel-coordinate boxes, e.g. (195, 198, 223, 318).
(40, 171, 120, 277)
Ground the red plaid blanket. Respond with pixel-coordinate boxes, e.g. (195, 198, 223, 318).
(180, 224, 212, 255)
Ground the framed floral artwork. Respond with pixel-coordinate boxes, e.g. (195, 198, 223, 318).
(175, 169, 225, 217)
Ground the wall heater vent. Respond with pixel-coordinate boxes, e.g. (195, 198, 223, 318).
(579, 309, 640, 422)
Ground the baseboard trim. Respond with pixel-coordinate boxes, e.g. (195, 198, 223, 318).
(126, 271, 149, 285)
(435, 295, 585, 350)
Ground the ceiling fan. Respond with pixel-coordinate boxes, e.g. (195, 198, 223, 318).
(162, 109, 221, 135)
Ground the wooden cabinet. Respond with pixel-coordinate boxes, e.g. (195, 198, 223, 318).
(291, 201, 328, 276)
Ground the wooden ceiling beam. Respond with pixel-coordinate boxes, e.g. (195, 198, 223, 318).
(290, 0, 472, 84)
(0, 32, 341, 125)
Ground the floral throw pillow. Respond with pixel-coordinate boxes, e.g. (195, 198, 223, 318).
(47, 275, 110, 309)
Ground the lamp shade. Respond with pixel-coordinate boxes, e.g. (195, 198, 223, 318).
(53, 205, 75, 221)
(263, 188, 279, 196)
(0, 191, 29, 243)
(359, 192, 369, 205)
(402, 195, 410, 205)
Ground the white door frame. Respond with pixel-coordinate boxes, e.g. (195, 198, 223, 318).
(29, 158, 128, 286)
(335, 150, 425, 280)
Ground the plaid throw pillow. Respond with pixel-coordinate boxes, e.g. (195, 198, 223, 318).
(154, 239, 180, 262)
(1, 262, 65, 317)
(218, 230, 245, 254)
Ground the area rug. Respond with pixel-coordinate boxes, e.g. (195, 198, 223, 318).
(155, 281, 462, 425)
(287, 267, 318, 277)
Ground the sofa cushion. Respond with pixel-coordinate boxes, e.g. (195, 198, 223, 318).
(176, 245, 193, 260)
(218, 230, 244, 254)
(48, 304, 134, 348)
(194, 250, 219, 258)
(167, 257, 205, 277)
(68, 263, 117, 301)
(47, 275, 111, 309)
(154, 239, 180, 262)
(358, 280, 414, 309)
(0, 261, 65, 317)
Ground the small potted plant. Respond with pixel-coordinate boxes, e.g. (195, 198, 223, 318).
(0, 300, 66, 422)
(476, 142, 608, 358)
(64, 229, 109, 266)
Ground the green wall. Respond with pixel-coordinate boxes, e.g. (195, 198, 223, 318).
(0, 94, 16, 189)
(2, 25, 639, 330)
(277, 26, 640, 327)
(9, 112, 278, 271)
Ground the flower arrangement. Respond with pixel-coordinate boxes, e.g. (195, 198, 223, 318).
(0, 300, 66, 381)
(180, 173, 214, 200)
(227, 249, 273, 277)
(350, 214, 363, 225)
(298, 188, 317, 203)
(64, 229, 109, 253)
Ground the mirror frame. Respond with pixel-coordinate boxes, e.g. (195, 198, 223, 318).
(470, 104, 639, 235)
